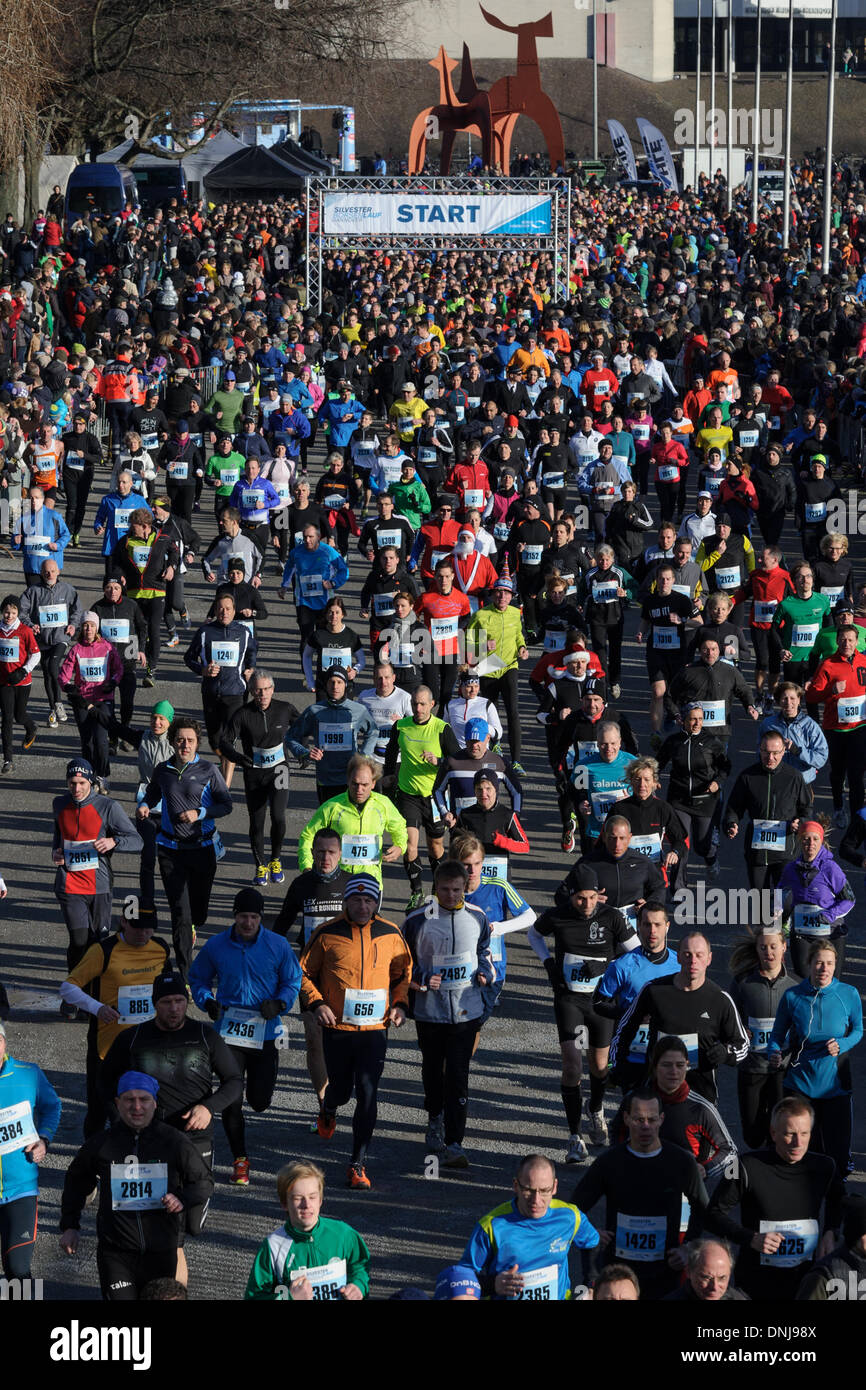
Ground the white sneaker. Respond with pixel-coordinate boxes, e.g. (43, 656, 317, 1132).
(48, 710, 58, 728)
(587, 1110, 608, 1145)
(565, 1133, 588, 1164)
(55, 703, 67, 723)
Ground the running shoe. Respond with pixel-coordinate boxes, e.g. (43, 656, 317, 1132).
(425, 1114, 446, 1153)
(23, 729, 37, 749)
(611, 683, 621, 701)
(406, 891, 425, 912)
(143, 668, 155, 688)
(269, 859, 285, 885)
(317, 1110, 336, 1140)
(346, 1162, 371, 1190)
(440, 1143, 469, 1169)
(255, 864, 269, 888)
(165, 634, 180, 649)
(1, 761, 12, 774)
(511, 760, 526, 776)
(71, 531, 80, 548)
(833, 806, 848, 830)
(564, 1133, 588, 1164)
(180, 609, 191, 629)
(59, 999, 78, 1021)
(230, 1157, 250, 1185)
(55, 702, 67, 722)
(48, 710, 58, 728)
(561, 817, 577, 854)
(587, 1110, 608, 1145)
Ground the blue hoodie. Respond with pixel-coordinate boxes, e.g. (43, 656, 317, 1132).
(188, 926, 301, 1042)
(0, 1054, 62, 1204)
(768, 976, 862, 1098)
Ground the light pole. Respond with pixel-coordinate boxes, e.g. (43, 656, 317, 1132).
(782, 0, 794, 249)
(751, 0, 762, 228)
(822, 0, 837, 274)
(694, 0, 702, 189)
(726, 0, 734, 212)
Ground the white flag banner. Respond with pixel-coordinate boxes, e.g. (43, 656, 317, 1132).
(636, 118, 679, 194)
(607, 120, 637, 182)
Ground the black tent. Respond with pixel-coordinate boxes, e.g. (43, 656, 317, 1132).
(204, 144, 306, 194)
(272, 138, 332, 176)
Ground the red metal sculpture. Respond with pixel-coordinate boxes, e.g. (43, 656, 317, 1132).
(407, 5, 565, 176)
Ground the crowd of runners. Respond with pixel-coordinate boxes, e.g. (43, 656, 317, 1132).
(1, 156, 866, 1299)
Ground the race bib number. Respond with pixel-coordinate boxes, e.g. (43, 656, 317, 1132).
(303, 914, 328, 945)
(318, 722, 352, 749)
(614, 1213, 666, 1262)
(210, 641, 240, 666)
(463, 488, 484, 509)
(704, 473, 722, 495)
(701, 700, 725, 726)
(751, 819, 786, 853)
(342, 987, 387, 1026)
(749, 1016, 775, 1053)
(714, 566, 740, 589)
(590, 788, 626, 821)
(759, 1219, 819, 1268)
(219, 1006, 267, 1050)
(0, 1101, 38, 1156)
(65, 451, 85, 470)
(64, 839, 98, 872)
(482, 856, 508, 882)
(79, 655, 108, 682)
(373, 592, 396, 617)
(658, 465, 678, 482)
(629, 833, 661, 862)
(430, 616, 458, 642)
(792, 903, 831, 937)
(101, 619, 130, 643)
(522, 545, 543, 566)
(132, 545, 151, 570)
(38, 604, 67, 628)
(652, 627, 679, 649)
(292, 1259, 347, 1301)
(632, 423, 651, 442)
(114, 508, 134, 532)
(323, 494, 344, 509)
(512, 1264, 559, 1300)
(804, 502, 827, 524)
(675, 1031, 699, 1066)
(544, 629, 566, 652)
(541, 473, 564, 490)
(341, 834, 380, 863)
(753, 600, 777, 624)
(117, 983, 156, 1024)
(110, 1162, 168, 1211)
(169, 461, 189, 481)
(242, 489, 265, 511)
(628, 1022, 651, 1063)
(141, 433, 158, 451)
(837, 697, 866, 725)
(739, 430, 759, 449)
(375, 529, 401, 550)
(592, 581, 618, 604)
(252, 744, 285, 768)
(494, 522, 510, 541)
(791, 623, 818, 649)
(576, 741, 598, 761)
(321, 647, 352, 671)
(24, 538, 49, 556)
(0, 638, 19, 662)
(299, 575, 324, 599)
(436, 952, 475, 989)
(820, 586, 843, 606)
(562, 952, 603, 994)
(418, 447, 437, 464)
(220, 468, 240, 489)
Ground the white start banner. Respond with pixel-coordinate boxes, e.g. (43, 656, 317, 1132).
(322, 193, 553, 237)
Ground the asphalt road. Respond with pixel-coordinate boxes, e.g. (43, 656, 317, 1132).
(3, 441, 864, 1303)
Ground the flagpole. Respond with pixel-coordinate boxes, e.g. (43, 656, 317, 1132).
(726, 0, 733, 212)
(751, 0, 762, 228)
(782, 0, 794, 250)
(822, 0, 838, 274)
(593, 0, 599, 160)
(694, 0, 702, 189)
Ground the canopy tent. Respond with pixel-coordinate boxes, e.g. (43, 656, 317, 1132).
(271, 138, 332, 175)
(203, 144, 306, 194)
